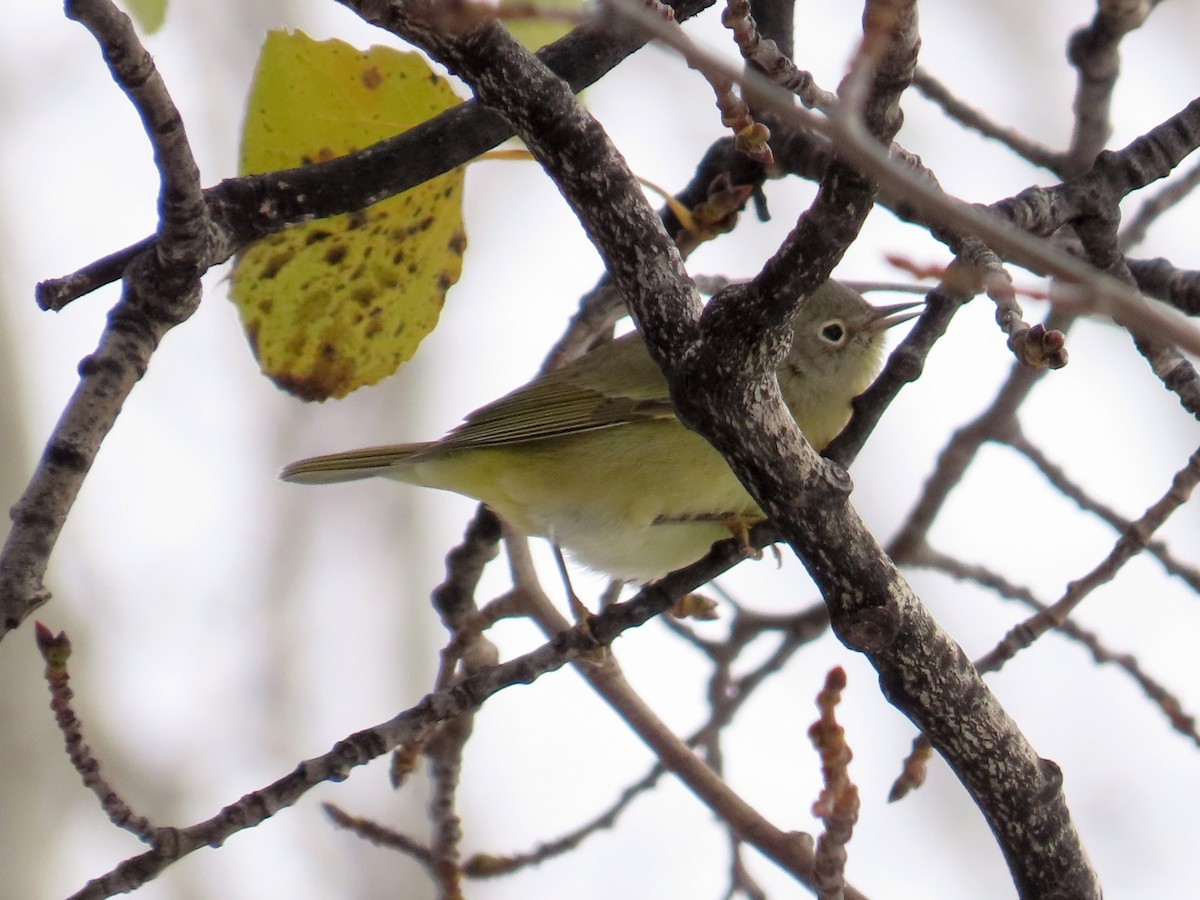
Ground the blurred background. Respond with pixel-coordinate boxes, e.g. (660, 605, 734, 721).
(2, 0, 1199, 897)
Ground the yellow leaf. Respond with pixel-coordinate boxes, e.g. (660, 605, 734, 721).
(232, 30, 466, 401)
(501, 0, 580, 51)
(122, 0, 167, 33)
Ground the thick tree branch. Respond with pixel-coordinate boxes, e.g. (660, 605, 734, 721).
(2, 0, 713, 635)
(38, 0, 717, 310)
(823, 280, 966, 465)
(616, 0, 1200, 354)
(11, 2, 1198, 897)
(354, 2, 1101, 897)
(365, 2, 703, 353)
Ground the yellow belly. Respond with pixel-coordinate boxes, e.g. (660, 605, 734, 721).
(400, 419, 761, 582)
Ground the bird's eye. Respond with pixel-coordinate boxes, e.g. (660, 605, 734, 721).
(820, 320, 846, 344)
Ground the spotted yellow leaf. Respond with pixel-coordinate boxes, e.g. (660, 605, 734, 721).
(232, 30, 466, 401)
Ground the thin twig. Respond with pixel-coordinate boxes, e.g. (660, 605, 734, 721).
(888, 311, 1070, 562)
(461, 762, 670, 877)
(35, 624, 167, 844)
(722, 0, 836, 110)
(913, 547, 1200, 747)
(65, 575, 707, 899)
(502, 538, 853, 897)
(809, 667, 858, 900)
(607, 0, 1200, 356)
(1003, 431, 1200, 593)
(911, 68, 1064, 173)
(323, 804, 436, 872)
(427, 716, 470, 900)
(975, 445, 1200, 676)
(1120, 156, 1200, 251)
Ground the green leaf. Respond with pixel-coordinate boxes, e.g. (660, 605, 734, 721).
(121, 0, 167, 33)
(232, 30, 466, 401)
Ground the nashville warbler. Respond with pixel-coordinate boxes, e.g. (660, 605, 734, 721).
(282, 280, 920, 581)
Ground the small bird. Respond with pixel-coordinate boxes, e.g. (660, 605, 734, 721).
(282, 281, 921, 582)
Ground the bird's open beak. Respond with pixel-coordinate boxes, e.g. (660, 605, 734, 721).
(865, 300, 925, 334)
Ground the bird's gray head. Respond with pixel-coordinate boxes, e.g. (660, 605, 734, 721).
(778, 281, 922, 447)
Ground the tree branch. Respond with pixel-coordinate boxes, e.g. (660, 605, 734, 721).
(38, 0, 718, 311)
(0, 0, 211, 637)
(358, 2, 1101, 896)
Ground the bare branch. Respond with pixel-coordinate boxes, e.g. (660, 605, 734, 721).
(912, 548, 1200, 749)
(1005, 431, 1200, 593)
(0, 0, 211, 637)
(66, 575, 714, 899)
(809, 667, 858, 900)
(1121, 156, 1200, 251)
(323, 804, 437, 872)
(724, 0, 836, 110)
(504, 538, 852, 896)
(461, 762, 667, 877)
(35, 624, 165, 844)
(888, 310, 1069, 562)
(611, 0, 1200, 357)
(1065, 0, 1157, 171)
(974, 444, 1200, 676)
(825, 280, 967, 465)
(911, 68, 1065, 173)
(1128, 256, 1200, 315)
(37, 0, 720, 310)
(402, 2, 1100, 895)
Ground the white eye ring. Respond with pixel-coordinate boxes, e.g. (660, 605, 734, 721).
(819, 320, 847, 345)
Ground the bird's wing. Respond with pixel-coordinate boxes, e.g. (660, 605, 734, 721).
(425, 331, 675, 454)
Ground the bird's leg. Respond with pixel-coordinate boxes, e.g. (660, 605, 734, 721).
(553, 542, 594, 623)
(718, 514, 766, 561)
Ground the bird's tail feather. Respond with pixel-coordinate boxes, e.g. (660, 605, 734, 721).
(279, 443, 431, 485)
